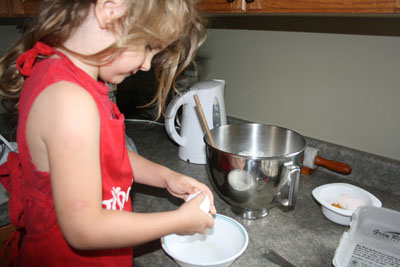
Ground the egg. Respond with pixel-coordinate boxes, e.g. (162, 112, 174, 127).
(186, 191, 211, 214)
(338, 193, 367, 211)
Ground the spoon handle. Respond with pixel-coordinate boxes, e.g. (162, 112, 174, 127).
(193, 94, 215, 147)
(265, 249, 297, 267)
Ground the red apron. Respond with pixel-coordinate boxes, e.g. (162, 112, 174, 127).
(0, 42, 134, 266)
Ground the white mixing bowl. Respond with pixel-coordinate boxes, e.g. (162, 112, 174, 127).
(161, 214, 249, 267)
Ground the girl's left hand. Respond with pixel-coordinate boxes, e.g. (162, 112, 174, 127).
(165, 174, 217, 215)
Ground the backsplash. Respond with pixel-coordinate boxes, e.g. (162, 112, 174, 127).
(305, 136, 400, 196)
(197, 29, 400, 162)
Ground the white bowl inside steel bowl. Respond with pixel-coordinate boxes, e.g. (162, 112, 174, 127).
(161, 214, 248, 267)
(312, 183, 382, 226)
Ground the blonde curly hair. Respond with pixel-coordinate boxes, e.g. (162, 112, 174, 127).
(0, 0, 207, 119)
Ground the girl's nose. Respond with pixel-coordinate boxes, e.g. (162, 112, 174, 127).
(139, 62, 150, 72)
(139, 55, 153, 72)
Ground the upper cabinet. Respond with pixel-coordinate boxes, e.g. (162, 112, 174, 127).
(0, 0, 40, 17)
(1, 0, 399, 17)
(0, 0, 11, 17)
(11, 0, 40, 16)
(196, 0, 400, 14)
(196, 0, 262, 13)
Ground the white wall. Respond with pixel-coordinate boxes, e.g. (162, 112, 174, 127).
(0, 26, 20, 55)
(0, 25, 21, 114)
(197, 29, 400, 161)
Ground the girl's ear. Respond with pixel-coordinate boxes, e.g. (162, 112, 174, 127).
(95, 0, 126, 29)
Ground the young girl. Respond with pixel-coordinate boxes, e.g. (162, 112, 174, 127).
(0, 0, 216, 266)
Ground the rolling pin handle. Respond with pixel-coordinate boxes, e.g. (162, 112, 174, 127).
(314, 156, 352, 174)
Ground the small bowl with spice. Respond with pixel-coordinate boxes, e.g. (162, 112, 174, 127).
(312, 183, 382, 225)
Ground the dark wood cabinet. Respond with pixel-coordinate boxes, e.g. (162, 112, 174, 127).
(197, 0, 400, 14)
(0, 0, 40, 17)
(11, 0, 40, 16)
(0, 0, 11, 16)
(196, 0, 262, 13)
(2, 0, 399, 17)
(0, 224, 15, 265)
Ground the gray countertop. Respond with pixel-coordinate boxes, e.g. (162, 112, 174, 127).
(1, 117, 399, 266)
(126, 121, 400, 267)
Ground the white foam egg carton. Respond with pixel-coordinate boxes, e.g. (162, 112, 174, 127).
(333, 206, 400, 267)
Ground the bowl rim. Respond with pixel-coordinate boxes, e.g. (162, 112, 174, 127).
(312, 183, 382, 217)
(160, 214, 249, 266)
(204, 123, 306, 160)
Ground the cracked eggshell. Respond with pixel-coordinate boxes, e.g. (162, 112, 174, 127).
(186, 191, 211, 214)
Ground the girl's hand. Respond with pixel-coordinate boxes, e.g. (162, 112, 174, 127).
(164, 173, 217, 214)
(175, 193, 214, 235)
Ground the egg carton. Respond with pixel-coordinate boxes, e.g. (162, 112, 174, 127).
(333, 206, 400, 267)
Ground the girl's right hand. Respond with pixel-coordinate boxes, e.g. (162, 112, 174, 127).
(175, 193, 214, 236)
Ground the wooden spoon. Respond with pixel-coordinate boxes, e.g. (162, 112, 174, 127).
(193, 94, 215, 147)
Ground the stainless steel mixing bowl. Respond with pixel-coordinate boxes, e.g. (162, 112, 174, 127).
(204, 123, 306, 219)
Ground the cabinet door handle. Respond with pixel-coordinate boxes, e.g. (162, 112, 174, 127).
(245, 0, 255, 2)
(226, 0, 235, 2)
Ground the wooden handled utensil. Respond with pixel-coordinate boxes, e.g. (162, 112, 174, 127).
(193, 94, 215, 147)
(302, 146, 352, 175)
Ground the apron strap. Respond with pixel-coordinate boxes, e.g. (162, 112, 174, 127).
(17, 42, 55, 76)
(0, 152, 25, 229)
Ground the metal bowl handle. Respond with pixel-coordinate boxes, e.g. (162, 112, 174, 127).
(277, 162, 300, 207)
